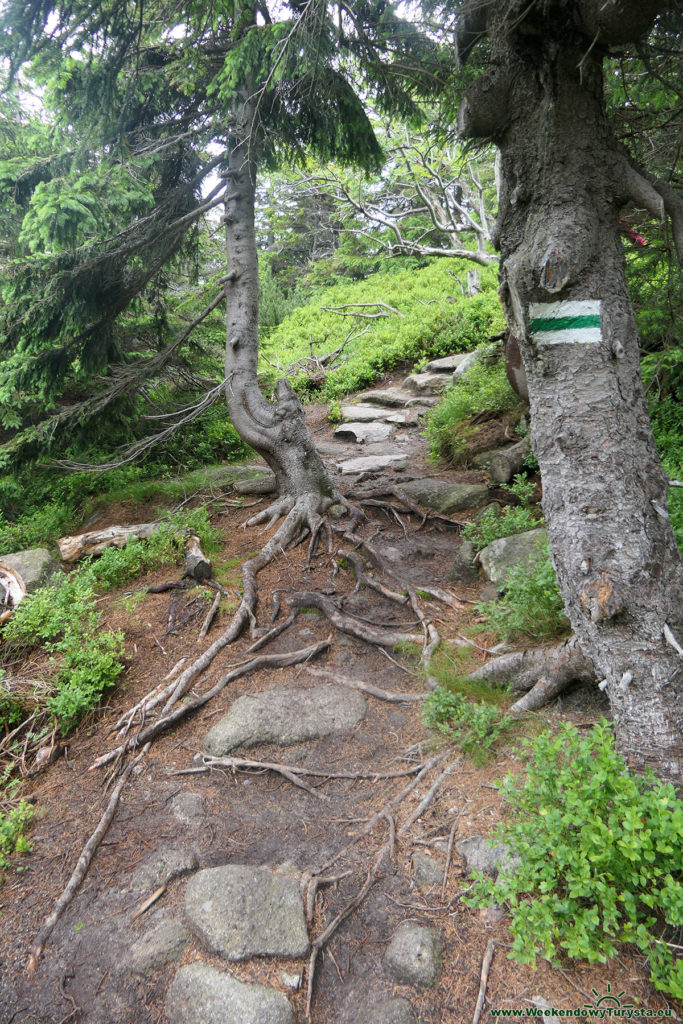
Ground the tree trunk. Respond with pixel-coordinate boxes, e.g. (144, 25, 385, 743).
(460, 2, 683, 782)
(222, 96, 337, 531)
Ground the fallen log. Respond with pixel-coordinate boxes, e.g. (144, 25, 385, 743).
(0, 562, 27, 623)
(58, 523, 159, 562)
(489, 438, 530, 484)
(57, 524, 212, 581)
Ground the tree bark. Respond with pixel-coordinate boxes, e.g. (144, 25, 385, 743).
(222, 95, 337, 533)
(460, 1, 683, 782)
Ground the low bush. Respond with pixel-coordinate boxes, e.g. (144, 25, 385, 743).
(423, 686, 512, 764)
(1, 508, 217, 735)
(468, 722, 683, 998)
(0, 799, 34, 871)
(425, 347, 521, 463)
(260, 262, 505, 399)
(463, 476, 542, 553)
(476, 537, 570, 642)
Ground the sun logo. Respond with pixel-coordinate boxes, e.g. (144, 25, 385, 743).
(584, 984, 633, 1011)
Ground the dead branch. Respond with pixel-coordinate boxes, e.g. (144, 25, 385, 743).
(305, 666, 424, 703)
(183, 534, 212, 581)
(27, 750, 147, 972)
(198, 589, 222, 641)
(57, 523, 160, 562)
(189, 753, 427, 786)
(442, 797, 473, 897)
(399, 760, 460, 836)
(472, 939, 496, 1024)
(90, 640, 331, 770)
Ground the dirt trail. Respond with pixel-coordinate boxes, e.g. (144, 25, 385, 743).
(0, 377, 669, 1024)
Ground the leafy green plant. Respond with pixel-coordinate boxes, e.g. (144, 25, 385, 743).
(463, 475, 543, 553)
(423, 686, 512, 764)
(2, 508, 217, 734)
(463, 506, 540, 553)
(0, 799, 34, 870)
(426, 347, 522, 463)
(476, 537, 569, 641)
(327, 400, 342, 424)
(468, 722, 683, 998)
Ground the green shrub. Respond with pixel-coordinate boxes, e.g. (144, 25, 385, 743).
(0, 799, 34, 870)
(463, 506, 540, 552)
(426, 348, 522, 462)
(468, 722, 683, 998)
(423, 686, 512, 763)
(260, 262, 505, 400)
(476, 537, 569, 642)
(46, 629, 125, 731)
(2, 507, 217, 734)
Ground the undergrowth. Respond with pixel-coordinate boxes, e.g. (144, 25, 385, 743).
(468, 722, 683, 998)
(422, 648, 515, 765)
(1, 508, 218, 735)
(463, 476, 542, 552)
(260, 262, 504, 399)
(425, 345, 522, 463)
(476, 536, 570, 642)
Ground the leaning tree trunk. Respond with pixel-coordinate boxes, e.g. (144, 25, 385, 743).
(459, 1, 683, 782)
(222, 96, 337, 532)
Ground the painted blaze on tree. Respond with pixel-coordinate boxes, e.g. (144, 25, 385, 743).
(454, 0, 683, 781)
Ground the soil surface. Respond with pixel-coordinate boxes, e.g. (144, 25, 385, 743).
(0, 374, 678, 1024)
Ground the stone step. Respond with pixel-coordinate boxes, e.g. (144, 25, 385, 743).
(422, 353, 469, 373)
(337, 453, 409, 475)
(339, 404, 417, 425)
(402, 372, 451, 394)
(334, 421, 395, 444)
(203, 683, 367, 755)
(399, 478, 489, 514)
(184, 864, 309, 959)
(166, 963, 293, 1024)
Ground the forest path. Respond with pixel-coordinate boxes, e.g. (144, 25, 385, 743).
(0, 374, 654, 1024)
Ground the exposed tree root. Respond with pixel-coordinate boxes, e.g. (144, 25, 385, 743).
(472, 939, 497, 1024)
(305, 666, 425, 703)
(287, 591, 421, 647)
(306, 816, 395, 1019)
(27, 750, 147, 973)
(183, 753, 428, 789)
(90, 640, 330, 770)
(467, 635, 595, 712)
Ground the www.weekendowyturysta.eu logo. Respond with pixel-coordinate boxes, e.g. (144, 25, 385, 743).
(489, 984, 671, 1019)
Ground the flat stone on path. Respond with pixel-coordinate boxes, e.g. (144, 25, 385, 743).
(456, 835, 521, 877)
(184, 865, 309, 959)
(423, 353, 469, 373)
(129, 845, 198, 893)
(340, 404, 415, 425)
(123, 919, 190, 977)
(337, 454, 408, 475)
(373, 998, 417, 1024)
(358, 388, 415, 407)
(403, 371, 451, 393)
(335, 421, 395, 444)
(166, 962, 293, 1024)
(400, 478, 488, 513)
(478, 528, 547, 587)
(1, 548, 58, 592)
(203, 683, 366, 755)
(385, 921, 443, 987)
(412, 851, 444, 888)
